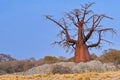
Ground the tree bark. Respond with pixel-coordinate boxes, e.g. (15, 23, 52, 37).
(74, 43, 90, 63)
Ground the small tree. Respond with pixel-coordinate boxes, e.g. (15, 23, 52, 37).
(43, 56, 58, 63)
(100, 49, 120, 65)
(46, 2, 115, 63)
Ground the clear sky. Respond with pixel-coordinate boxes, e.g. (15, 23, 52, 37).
(0, 0, 120, 60)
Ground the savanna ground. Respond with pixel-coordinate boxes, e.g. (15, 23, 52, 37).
(0, 71, 120, 80)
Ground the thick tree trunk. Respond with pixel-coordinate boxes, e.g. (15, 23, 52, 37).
(74, 43, 90, 63)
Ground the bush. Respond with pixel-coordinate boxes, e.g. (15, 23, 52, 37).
(0, 69, 7, 75)
(0, 53, 16, 62)
(67, 57, 74, 62)
(43, 56, 58, 63)
(52, 65, 71, 74)
(0, 60, 36, 75)
(99, 49, 120, 65)
(90, 53, 98, 60)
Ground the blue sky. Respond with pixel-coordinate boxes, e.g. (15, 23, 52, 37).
(0, 0, 120, 60)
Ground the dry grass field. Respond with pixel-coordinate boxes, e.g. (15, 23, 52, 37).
(0, 71, 120, 80)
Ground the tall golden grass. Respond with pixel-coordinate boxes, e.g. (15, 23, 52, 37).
(0, 71, 120, 80)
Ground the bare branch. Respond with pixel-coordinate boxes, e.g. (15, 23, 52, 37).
(62, 18, 68, 29)
(84, 14, 113, 43)
(87, 28, 115, 48)
(95, 14, 113, 28)
(99, 28, 115, 33)
(101, 39, 113, 45)
(81, 2, 95, 9)
(85, 14, 94, 23)
(88, 31, 101, 48)
(52, 39, 66, 46)
(81, 2, 95, 23)
(46, 15, 77, 44)
(83, 15, 97, 42)
(46, 16, 66, 30)
(66, 13, 78, 28)
(84, 26, 94, 42)
(73, 9, 81, 23)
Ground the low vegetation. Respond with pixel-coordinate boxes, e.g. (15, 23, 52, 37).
(0, 71, 120, 80)
(52, 65, 72, 74)
(0, 49, 120, 75)
(99, 49, 120, 65)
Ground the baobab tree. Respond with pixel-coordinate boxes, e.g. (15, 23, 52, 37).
(45, 2, 115, 63)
